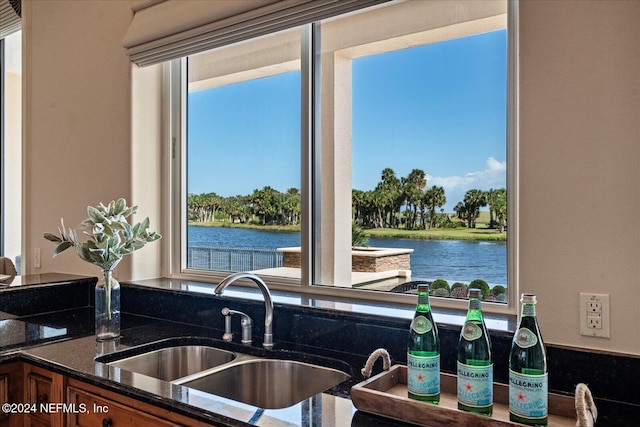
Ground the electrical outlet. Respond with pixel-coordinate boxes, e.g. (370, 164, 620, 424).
(587, 316, 602, 329)
(580, 293, 610, 338)
(587, 302, 602, 313)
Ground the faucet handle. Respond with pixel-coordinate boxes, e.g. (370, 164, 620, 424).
(221, 307, 233, 341)
(221, 307, 253, 345)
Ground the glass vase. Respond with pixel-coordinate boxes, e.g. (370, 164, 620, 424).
(95, 269, 120, 340)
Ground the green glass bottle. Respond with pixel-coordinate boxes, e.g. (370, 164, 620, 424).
(407, 284, 440, 404)
(509, 293, 548, 426)
(457, 288, 493, 415)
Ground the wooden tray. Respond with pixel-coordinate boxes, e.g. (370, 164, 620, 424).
(351, 365, 576, 426)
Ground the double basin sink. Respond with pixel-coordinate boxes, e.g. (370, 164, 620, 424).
(96, 339, 352, 410)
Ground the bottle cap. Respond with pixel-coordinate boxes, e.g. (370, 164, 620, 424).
(417, 284, 429, 293)
(521, 293, 536, 304)
(468, 288, 482, 299)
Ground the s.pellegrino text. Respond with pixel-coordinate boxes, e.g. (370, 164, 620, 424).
(509, 293, 548, 426)
(457, 288, 493, 415)
(407, 284, 440, 404)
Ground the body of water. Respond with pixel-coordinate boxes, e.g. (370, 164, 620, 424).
(188, 226, 507, 285)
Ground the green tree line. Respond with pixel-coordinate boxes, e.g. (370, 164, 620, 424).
(188, 168, 507, 232)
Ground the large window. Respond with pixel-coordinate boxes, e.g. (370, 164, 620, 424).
(177, 1, 515, 309)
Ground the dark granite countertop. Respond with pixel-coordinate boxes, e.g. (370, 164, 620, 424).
(1, 274, 637, 426)
(0, 273, 414, 426)
(0, 272, 95, 288)
(19, 320, 367, 427)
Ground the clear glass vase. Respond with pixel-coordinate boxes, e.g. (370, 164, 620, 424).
(95, 269, 120, 340)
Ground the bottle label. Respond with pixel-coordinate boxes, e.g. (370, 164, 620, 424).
(522, 304, 536, 317)
(457, 362, 493, 407)
(509, 370, 548, 420)
(407, 353, 440, 397)
(462, 322, 483, 341)
(514, 327, 538, 349)
(411, 315, 432, 334)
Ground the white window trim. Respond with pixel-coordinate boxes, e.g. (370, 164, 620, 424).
(165, 1, 519, 315)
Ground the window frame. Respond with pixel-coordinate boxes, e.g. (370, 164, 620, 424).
(167, 1, 519, 315)
(1, 37, 5, 256)
(1, 30, 22, 270)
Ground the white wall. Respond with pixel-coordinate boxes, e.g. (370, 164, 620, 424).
(22, 0, 143, 279)
(20, 0, 640, 354)
(519, 0, 640, 353)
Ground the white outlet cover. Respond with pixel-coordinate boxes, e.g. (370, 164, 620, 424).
(580, 293, 610, 338)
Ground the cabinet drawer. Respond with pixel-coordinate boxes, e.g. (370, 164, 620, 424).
(67, 386, 181, 427)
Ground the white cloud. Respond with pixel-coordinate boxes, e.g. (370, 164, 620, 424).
(427, 157, 506, 211)
(486, 156, 507, 172)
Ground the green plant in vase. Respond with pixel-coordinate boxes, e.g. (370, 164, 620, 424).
(43, 198, 161, 340)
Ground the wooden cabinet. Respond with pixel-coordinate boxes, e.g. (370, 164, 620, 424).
(0, 362, 24, 427)
(0, 362, 217, 427)
(66, 379, 216, 427)
(67, 385, 178, 427)
(24, 364, 65, 427)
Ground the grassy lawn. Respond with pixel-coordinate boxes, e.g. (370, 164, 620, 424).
(190, 221, 301, 233)
(366, 226, 506, 241)
(190, 212, 506, 242)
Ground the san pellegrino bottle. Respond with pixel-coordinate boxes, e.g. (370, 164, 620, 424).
(457, 288, 493, 415)
(509, 293, 548, 426)
(407, 284, 440, 404)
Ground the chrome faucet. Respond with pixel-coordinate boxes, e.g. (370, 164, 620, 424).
(214, 272, 274, 349)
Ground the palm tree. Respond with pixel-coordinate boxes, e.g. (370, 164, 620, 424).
(402, 169, 427, 229)
(488, 188, 507, 232)
(486, 188, 507, 230)
(458, 189, 487, 228)
(376, 168, 402, 228)
(424, 186, 446, 229)
(365, 190, 385, 228)
(204, 192, 222, 222)
(187, 193, 199, 221)
(223, 196, 248, 223)
(187, 192, 221, 223)
(283, 187, 301, 225)
(250, 186, 279, 225)
(352, 189, 366, 225)
(454, 201, 468, 225)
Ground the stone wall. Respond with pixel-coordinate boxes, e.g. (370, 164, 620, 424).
(351, 252, 410, 273)
(280, 247, 412, 273)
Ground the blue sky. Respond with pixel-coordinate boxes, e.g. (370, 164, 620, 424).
(188, 30, 507, 212)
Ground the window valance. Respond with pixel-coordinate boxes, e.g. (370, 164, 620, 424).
(123, 0, 390, 67)
(0, 0, 20, 40)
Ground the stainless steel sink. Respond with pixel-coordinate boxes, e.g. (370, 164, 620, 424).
(101, 340, 351, 410)
(178, 358, 351, 409)
(106, 345, 235, 382)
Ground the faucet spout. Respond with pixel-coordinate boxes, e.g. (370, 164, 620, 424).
(215, 272, 274, 349)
